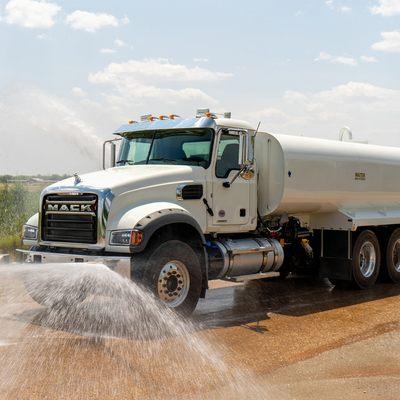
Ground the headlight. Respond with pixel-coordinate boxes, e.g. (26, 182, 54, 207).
(22, 225, 38, 240)
(109, 229, 143, 246)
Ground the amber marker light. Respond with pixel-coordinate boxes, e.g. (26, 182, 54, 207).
(130, 230, 143, 246)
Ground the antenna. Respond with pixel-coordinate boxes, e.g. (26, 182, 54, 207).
(254, 121, 261, 137)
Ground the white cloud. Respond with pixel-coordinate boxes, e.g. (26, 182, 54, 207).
(316, 81, 395, 101)
(325, 0, 352, 12)
(372, 30, 400, 52)
(360, 55, 378, 63)
(244, 81, 400, 146)
(86, 59, 233, 121)
(100, 48, 116, 54)
(332, 56, 357, 66)
(66, 10, 119, 32)
(370, 0, 400, 16)
(314, 51, 331, 61)
(114, 38, 126, 48)
(71, 87, 87, 97)
(193, 57, 209, 63)
(4, 0, 60, 29)
(89, 59, 233, 84)
(315, 52, 358, 66)
(120, 15, 129, 25)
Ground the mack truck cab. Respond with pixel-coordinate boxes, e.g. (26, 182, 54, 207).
(21, 110, 289, 315)
(22, 109, 400, 315)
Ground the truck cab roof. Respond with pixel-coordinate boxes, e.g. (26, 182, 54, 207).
(114, 117, 255, 136)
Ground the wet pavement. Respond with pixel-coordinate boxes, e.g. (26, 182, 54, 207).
(1, 270, 400, 399)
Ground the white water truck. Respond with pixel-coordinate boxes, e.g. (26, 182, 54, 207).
(20, 110, 400, 314)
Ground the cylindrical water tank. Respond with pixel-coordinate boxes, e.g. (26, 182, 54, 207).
(255, 132, 400, 218)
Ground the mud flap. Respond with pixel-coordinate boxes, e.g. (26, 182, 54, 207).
(316, 229, 353, 281)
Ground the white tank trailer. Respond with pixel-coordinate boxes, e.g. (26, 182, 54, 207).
(256, 132, 400, 219)
(20, 110, 400, 315)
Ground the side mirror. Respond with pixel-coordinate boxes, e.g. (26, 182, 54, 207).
(238, 130, 254, 167)
(103, 138, 121, 169)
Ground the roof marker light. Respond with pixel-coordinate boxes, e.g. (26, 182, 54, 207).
(140, 114, 152, 122)
(128, 120, 137, 124)
(205, 112, 217, 119)
(196, 108, 231, 119)
(159, 115, 169, 120)
(196, 108, 210, 117)
(169, 114, 180, 120)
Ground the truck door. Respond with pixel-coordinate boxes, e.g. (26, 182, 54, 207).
(211, 130, 255, 227)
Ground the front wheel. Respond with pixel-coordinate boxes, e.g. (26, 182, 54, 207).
(132, 240, 202, 316)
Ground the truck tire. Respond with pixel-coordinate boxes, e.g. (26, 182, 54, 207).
(385, 229, 400, 283)
(132, 240, 202, 316)
(351, 230, 380, 289)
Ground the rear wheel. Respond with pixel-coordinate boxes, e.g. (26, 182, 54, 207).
(132, 240, 202, 316)
(351, 230, 380, 289)
(385, 229, 400, 283)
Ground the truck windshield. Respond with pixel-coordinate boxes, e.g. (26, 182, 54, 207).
(117, 128, 213, 168)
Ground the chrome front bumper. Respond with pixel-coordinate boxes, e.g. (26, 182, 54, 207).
(17, 249, 131, 279)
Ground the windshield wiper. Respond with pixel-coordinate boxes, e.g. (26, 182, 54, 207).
(147, 158, 178, 164)
(116, 159, 134, 165)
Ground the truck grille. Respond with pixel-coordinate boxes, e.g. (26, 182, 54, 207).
(41, 194, 98, 244)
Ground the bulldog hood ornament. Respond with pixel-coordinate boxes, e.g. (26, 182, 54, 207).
(73, 173, 82, 185)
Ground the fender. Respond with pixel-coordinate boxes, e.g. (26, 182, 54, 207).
(22, 213, 39, 246)
(130, 208, 206, 253)
(26, 213, 39, 228)
(107, 201, 202, 233)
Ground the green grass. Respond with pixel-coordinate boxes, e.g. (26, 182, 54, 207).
(0, 183, 44, 257)
(0, 235, 22, 255)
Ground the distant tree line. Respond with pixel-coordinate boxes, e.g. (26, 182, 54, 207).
(0, 174, 69, 183)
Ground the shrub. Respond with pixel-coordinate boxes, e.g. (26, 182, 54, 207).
(0, 183, 40, 253)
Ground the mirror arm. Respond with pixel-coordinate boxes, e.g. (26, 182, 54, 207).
(223, 165, 249, 188)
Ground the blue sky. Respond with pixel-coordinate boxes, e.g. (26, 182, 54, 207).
(1, 0, 400, 174)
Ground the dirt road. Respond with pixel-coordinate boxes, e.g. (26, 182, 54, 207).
(1, 270, 400, 399)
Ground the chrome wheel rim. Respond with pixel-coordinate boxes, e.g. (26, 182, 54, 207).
(391, 239, 400, 273)
(157, 260, 190, 308)
(359, 241, 376, 278)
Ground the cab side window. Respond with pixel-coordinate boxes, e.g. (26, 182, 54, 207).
(215, 134, 240, 178)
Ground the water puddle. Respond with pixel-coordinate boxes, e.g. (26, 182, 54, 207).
(0, 263, 287, 399)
